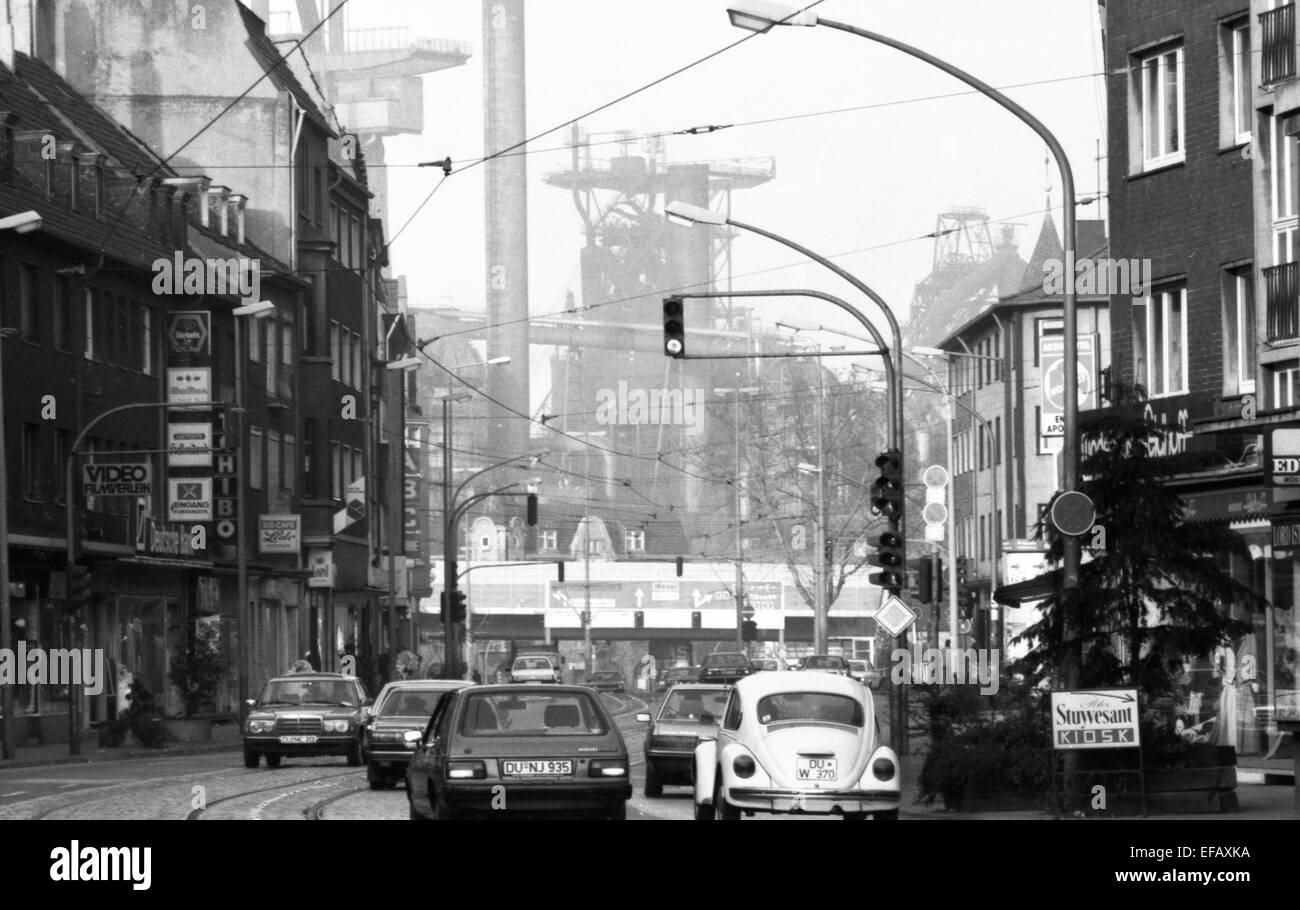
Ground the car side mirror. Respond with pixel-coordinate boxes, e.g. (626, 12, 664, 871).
(362, 697, 375, 708)
(635, 713, 652, 724)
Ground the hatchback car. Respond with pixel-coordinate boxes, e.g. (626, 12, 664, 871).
(363, 679, 474, 789)
(587, 670, 626, 693)
(406, 685, 631, 820)
(698, 652, 753, 685)
(242, 673, 371, 768)
(658, 666, 698, 692)
(799, 654, 852, 676)
(692, 673, 900, 821)
(637, 684, 730, 796)
(848, 659, 884, 689)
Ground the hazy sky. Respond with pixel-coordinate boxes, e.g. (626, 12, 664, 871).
(294, 0, 1106, 381)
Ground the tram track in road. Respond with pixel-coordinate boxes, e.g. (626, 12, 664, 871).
(186, 767, 362, 820)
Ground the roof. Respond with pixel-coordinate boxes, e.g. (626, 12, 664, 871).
(732, 669, 865, 701)
(235, 1, 334, 136)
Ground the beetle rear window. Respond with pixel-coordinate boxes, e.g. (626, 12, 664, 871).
(757, 692, 864, 727)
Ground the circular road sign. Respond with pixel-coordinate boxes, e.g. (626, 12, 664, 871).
(922, 464, 950, 488)
(742, 601, 756, 620)
(1043, 359, 1094, 411)
(922, 501, 949, 525)
(1050, 491, 1096, 536)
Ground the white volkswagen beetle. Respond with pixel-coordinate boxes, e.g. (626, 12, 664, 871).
(692, 671, 900, 820)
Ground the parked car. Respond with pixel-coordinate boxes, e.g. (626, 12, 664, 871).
(587, 670, 626, 693)
(510, 654, 563, 684)
(242, 672, 371, 769)
(698, 652, 754, 685)
(405, 685, 631, 820)
(848, 659, 884, 689)
(799, 654, 852, 676)
(637, 684, 730, 796)
(692, 673, 900, 821)
(362, 679, 474, 789)
(658, 666, 698, 692)
(750, 658, 783, 672)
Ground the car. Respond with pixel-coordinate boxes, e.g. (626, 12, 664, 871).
(242, 672, 371, 769)
(692, 673, 900, 821)
(750, 658, 783, 672)
(636, 684, 730, 797)
(510, 654, 563, 684)
(698, 652, 754, 685)
(587, 670, 626, 693)
(848, 659, 884, 689)
(799, 654, 852, 676)
(362, 679, 474, 789)
(658, 666, 698, 692)
(405, 684, 631, 820)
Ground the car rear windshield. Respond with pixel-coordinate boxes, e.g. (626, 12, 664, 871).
(756, 692, 864, 727)
(591, 672, 618, 680)
(459, 692, 607, 736)
(260, 679, 356, 707)
(376, 689, 442, 717)
(660, 689, 729, 723)
(703, 654, 748, 667)
(513, 657, 555, 670)
(668, 668, 694, 678)
(803, 656, 847, 669)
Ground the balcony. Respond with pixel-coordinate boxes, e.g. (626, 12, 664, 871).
(1265, 261, 1300, 342)
(1262, 4, 1296, 85)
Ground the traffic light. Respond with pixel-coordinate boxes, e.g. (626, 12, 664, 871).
(439, 591, 447, 624)
(635, 611, 644, 629)
(675, 556, 683, 577)
(741, 620, 757, 642)
(958, 584, 974, 621)
(663, 296, 686, 358)
(67, 565, 91, 609)
(526, 493, 538, 526)
(914, 558, 932, 603)
(956, 556, 969, 587)
(557, 561, 565, 583)
(867, 530, 904, 593)
(449, 589, 467, 624)
(691, 611, 702, 629)
(871, 449, 903, 519)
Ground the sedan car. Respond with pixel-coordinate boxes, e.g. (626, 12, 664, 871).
(698, 652, 754, 685)
(637, 684, 730, 796)
(406, 685, 631, 820)
(363, 679, 474, 789)
(658, 666, 698, 692)
(242, 673, 371, 769)
(587, 670, 626, 693)
(692, 673, 900, 821)
(848, 659, 884, 690)
(799, 654, 852, 676)
(750, 658, 783, 673)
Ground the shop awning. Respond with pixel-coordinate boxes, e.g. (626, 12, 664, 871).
(993, 568, 1062, 607)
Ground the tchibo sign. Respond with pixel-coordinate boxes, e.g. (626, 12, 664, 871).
(1268, 427, 1300, 486)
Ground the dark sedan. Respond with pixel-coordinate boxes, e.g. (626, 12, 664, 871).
(637, 684, 729, 796)
(587, 670, 626, 693)
(406, 685, 631, 820)
(242, 673, 371, 768)
(363, 679, 473, 789)
(657, 666, 697, 692)
(698, 652, 753, 685)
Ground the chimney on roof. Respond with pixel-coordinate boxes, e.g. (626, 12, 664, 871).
(52, 139, 80, 209)
(208, 185, 230, 235)
(228, 193, 246, 245)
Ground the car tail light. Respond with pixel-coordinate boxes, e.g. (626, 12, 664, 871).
(733, 754, 756, 778)
(447, 761, 487, 780)
(872, 758, 896, 781)
(588, 759, 628, 778)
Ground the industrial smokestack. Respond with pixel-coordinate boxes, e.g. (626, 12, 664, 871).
(482, 0, 530, 459)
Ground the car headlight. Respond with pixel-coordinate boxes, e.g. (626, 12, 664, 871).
(447, 760, 487, 780)
(588, 759, 627, 778)
(323, 719, 351, 733)
(732, 754, 756, 778)
(247, 718, 275, 734)
(872, 758, 896, 781)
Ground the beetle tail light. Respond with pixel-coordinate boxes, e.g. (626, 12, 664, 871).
(872, 758, 896, 781)
(733, 754, 756, 778)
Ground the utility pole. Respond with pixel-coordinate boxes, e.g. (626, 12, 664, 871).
(733, 392, 745, 651)
(813, 359, 828, 654)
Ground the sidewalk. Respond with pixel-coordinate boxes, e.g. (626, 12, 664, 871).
(896, 753, 1300, 820)
(0, 721, 243, 771)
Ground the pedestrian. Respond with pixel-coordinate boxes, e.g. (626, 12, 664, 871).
(306, 649, 322, 671)
(471, 668, 483, 685)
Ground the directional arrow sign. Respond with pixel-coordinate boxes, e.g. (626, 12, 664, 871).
(634, 588, 644, 608)
(875, 594, 916, 638)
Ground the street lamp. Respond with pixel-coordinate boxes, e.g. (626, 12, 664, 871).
(724, 0, 1082, 681)
(714, 386, 760, 650)
(0, 211, 42, 234)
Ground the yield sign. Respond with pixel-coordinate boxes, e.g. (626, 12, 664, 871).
(875, 594, 917, 637)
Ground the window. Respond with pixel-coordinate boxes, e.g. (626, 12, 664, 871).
(266, 430, 281, 492)
(341, 330, 353, 387)
(723, 692, 742, 731)
(282, 435, 295, 491)
(1228, 20, 1252, 144)
(249, 427, 264, 490)
(625, 529, 645, 553)
(329, 322, 341, 381)
(1272, 112, 1297, 225)
(20, 263, 39, 341)
(351, 215, 362, 270)
(1271, 360, 1300, 408)
(351, 331, 362, 389)
(1139, 45, 1185, 169)
(115, 295, 129, 367)
(249, 316, 262, 363)
(978, 427, 986, 471)
(264, 317, 277, 394)
(1134, 285, 1188, 396)
(55, 429, 70, 503)
(1224, 267, 1257, 394)
(979, 515, 986, 561)
(83, 288, 95, 359)
(331, 441, 343, 499)
(538, 529, 557, 550)
(53, 275, 72, 351)
(21, 423, 40, 497)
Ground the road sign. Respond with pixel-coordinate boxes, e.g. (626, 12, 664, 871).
(1039, 335, 1096, 438)
(1050, 689, 1141, 750)
(922, 501, 948, 524)
(924, 523, 945, 542)
(875, 593, 916, 637)
(922, 464, 950, 488)
(1050, 491, 1096, 536)
(741, 599, 756, 621)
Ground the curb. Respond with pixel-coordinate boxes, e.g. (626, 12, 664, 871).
(0, 740, 242, 771)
